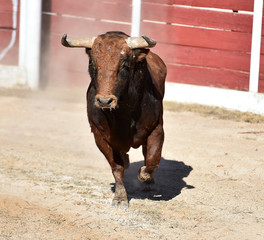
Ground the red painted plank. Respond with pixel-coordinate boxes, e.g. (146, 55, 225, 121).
(0, 0, 20, 64)
(142, 0, 254, 12)
(141, 22, 252, 52)
(260, 55, 264, 75)
(259, 74, 264, 93)
(0, 29, 12, 47)
(142, 4, 253, 33)
(45, 14, 131, 37)
(166, 64, 249, 91)
(262, 37, 264, 54)
(0, 0, 13, 11)
(48, 68, 90, 87)
(0, 12, 13, 28)
(43, 0, 131, 23)
(152, 43, 251, 72)
(0, 29, 19, 65)
(99, 0, 132, 4)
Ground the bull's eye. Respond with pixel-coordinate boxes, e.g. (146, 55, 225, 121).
(118, 61, 130, 79)
(88, 59, 97, 78)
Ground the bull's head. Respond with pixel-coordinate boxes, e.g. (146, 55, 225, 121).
(61, 32, 156, 109)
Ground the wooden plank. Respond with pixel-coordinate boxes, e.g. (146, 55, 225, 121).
(259, 74, 264, 93)
(260, 55, 264, 74)
(141, 22, 252, 52)
(43, 0, 131, 12)
(0, 29, 13, 47)
(43, 0, 131, 23)
(0, 0, 13, 11)
(48, 68, 90, 87)
(166, 64, 249, 91)
(142, 4, 253, 33)
(262, 37, 264, 54)
(0, 29, 19, 65)
(99, 0, 132, 4)
(45, 14, 131, 37)
(153, 43, 251, 72)
(142, 0, 254, 12)
(259, 54, 264, 92)
(0, 12, 13, 28)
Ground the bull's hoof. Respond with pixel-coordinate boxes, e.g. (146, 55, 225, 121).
(112, 199, 129, 209)
(138, 166, 154, 183)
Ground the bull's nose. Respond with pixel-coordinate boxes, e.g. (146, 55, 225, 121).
(97, 97, 113, 106)
(95, 95, 117, 109)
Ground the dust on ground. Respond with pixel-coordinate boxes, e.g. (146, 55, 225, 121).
(0, 87, 264, 240)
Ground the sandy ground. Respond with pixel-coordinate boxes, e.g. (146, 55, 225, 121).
(0, 88, 264, 240)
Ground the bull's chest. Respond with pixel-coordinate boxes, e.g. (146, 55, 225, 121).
(95, 111, 137, 151)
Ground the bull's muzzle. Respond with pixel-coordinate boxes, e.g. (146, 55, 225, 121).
(95, 95, 117, 109)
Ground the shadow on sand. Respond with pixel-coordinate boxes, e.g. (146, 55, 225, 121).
(111, 158, 194, 202)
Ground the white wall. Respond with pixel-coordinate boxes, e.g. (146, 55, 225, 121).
(164, 83, 264, 115)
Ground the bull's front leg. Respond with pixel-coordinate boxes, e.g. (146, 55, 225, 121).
(91, 125, 128, 207)
(139, 122, 164, 184)
(111, 157, 128, 207)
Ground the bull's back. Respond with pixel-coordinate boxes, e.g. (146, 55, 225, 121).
(146, 51, 167, 99)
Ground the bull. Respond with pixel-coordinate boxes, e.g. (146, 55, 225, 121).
(61, 31, 166, 207)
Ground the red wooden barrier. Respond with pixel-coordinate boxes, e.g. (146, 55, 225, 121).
(0, 0, 20, 66)
(43, 0, 261, 93)
(142, 4, 253, 33)
(258, 13, 264, 93)
(140, 0, 255, 91)
(167, 64, 249, 91)
(153, 44, 251, 72)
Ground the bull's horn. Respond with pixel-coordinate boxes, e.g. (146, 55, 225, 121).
(125, 35, 156, 49)
(61, 34, 96, 48)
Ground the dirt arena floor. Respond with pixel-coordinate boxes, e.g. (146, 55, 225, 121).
(0, 87, 264, 240)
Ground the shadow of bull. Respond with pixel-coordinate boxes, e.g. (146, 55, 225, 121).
(111, 158, 194, 202)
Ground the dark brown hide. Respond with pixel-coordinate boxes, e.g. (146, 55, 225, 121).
(66, 32, 166, 207)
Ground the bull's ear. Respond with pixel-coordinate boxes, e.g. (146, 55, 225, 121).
(134, 49, 149, 62)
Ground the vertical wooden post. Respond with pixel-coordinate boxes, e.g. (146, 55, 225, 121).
(19, 0, 42, 89)
(131, 0, 141, 37)
(249, 0, 263, 93)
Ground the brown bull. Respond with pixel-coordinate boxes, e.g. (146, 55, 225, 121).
(61, 31, 166, 207)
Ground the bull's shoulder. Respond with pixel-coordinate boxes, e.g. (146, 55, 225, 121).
(146, 51, 167, 99)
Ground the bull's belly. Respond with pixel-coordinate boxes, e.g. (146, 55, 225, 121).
(96, 124, 150, 152)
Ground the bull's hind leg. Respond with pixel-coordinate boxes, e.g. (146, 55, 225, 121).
(139, 123, 164, 183)
(91, 125, 128, 207)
